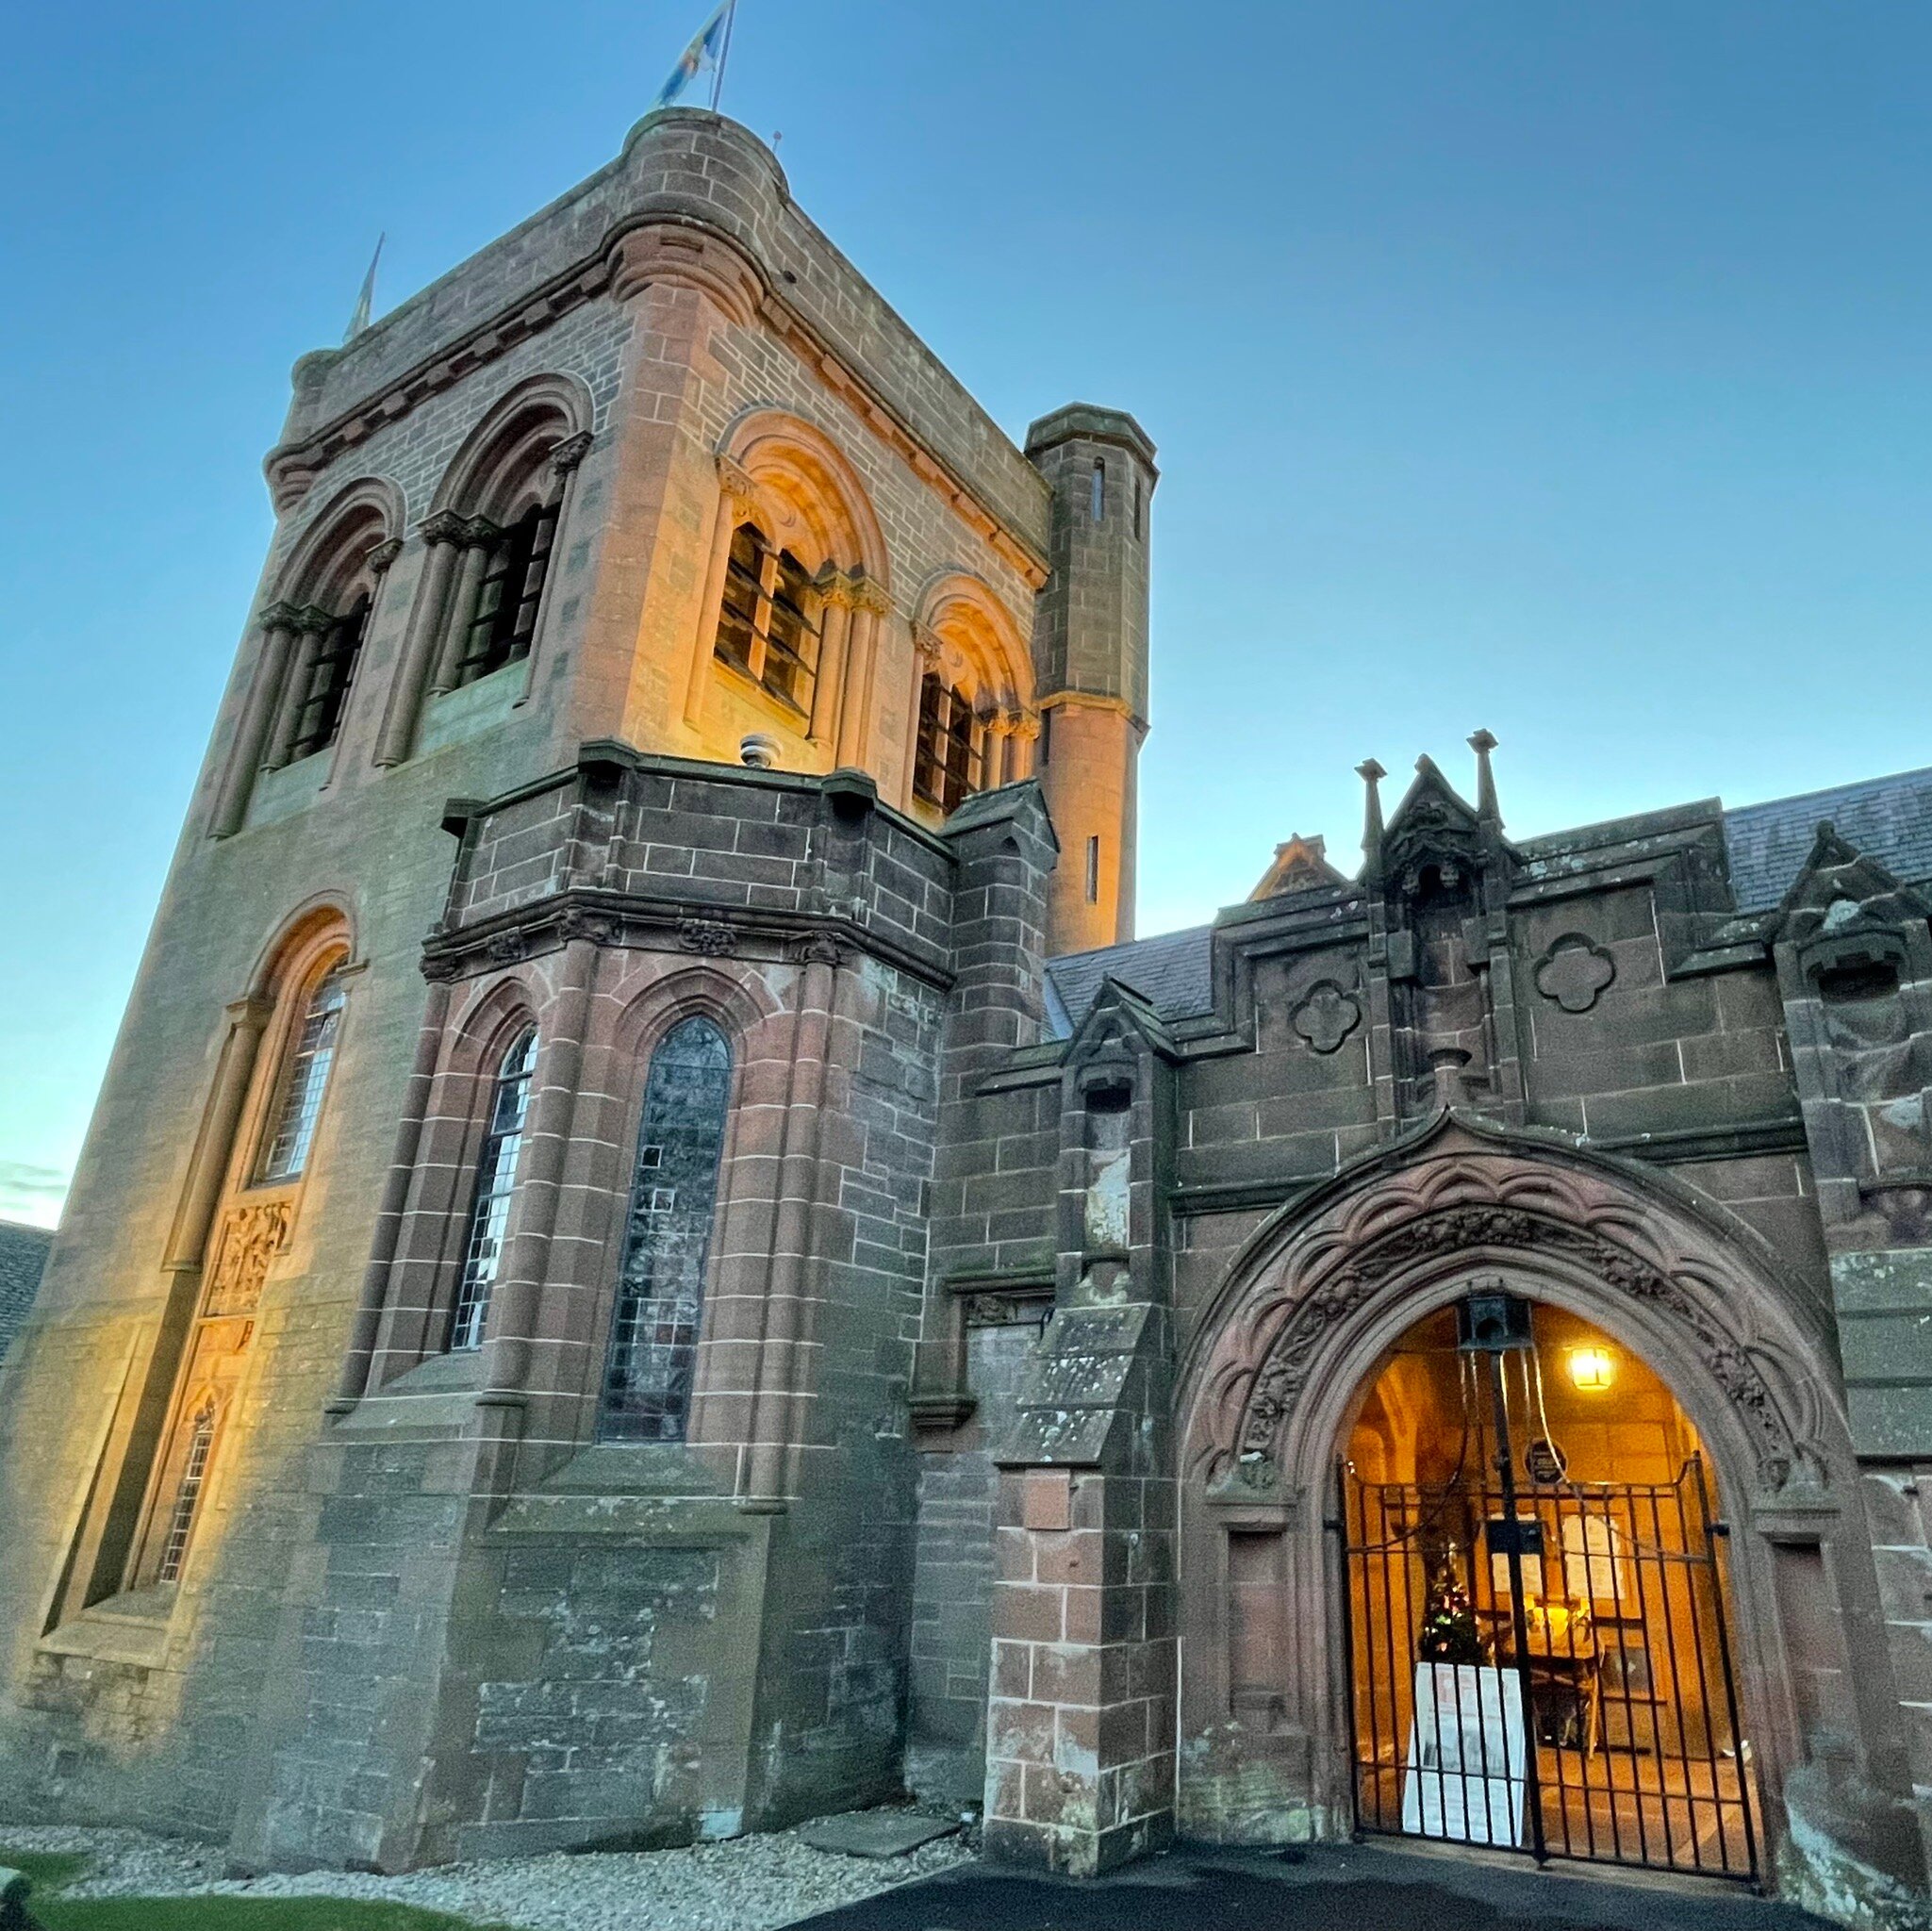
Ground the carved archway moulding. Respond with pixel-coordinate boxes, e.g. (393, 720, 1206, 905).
(1181, 1113, 1841, 1507)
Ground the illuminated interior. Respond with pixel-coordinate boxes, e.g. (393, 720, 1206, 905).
(1340, 1296, 1759, 1879)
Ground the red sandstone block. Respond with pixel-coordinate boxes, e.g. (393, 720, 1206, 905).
(1031, 1642, 1100, 1708)
(1033, 1528, 1101, 1588)
(1021, 1468, 1072, 1530)
(994, 1527, 1035, 1583)
(991, 1639, 1032, 1699)
(994, 1585, 1064, 1643)
(987, 1698, 1056, 1766)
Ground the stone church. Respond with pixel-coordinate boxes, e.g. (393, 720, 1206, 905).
(7, 105, 1932, 1928)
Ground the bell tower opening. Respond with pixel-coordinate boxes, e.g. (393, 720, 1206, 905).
(1337, 1293, 1759, 1882)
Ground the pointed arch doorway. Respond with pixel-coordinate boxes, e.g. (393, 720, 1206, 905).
(1336, 1287, 1759, 1882)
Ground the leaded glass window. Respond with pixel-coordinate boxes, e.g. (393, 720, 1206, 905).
(258, 966, 347, 1183)
(447, 1027, 537, 1352)
(598, 1016, 732, 1442)
(157, 1399, 217, 1584)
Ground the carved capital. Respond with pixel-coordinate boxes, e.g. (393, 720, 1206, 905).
(257, 600, 305, 635)
(792, 932, 844, 968)
(557, 906, 620, 947)
(911, 622, 943, 666)
(715, 454, 761, 520)
(847, 572, 893, 618)
(815, 565, 858, 611)
(1011, 714, 1042, 743)
(367, 537, 404, 574)
(418, 508, 471, 549)
(677, 917, 739, 958)
(549, 430, 593, 477)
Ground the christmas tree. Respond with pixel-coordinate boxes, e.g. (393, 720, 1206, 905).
(1416, 1550, 1483, 1665)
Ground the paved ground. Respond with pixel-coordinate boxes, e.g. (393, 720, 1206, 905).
(797, 1840, 1832, 1931)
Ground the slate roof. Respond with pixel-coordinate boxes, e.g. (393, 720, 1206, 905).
(1723, 765, 1932, 913)
(1044, 924, 1215, 1036)
(0, 1220, 53, 1364)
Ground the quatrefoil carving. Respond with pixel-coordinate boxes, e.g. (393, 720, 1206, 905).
(1534, 934, 1616, 1014)
(1291, 980, 1362, 1055)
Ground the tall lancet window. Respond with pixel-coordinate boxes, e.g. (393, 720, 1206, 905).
(448, 1027, 537, 1352)
(598, 1016, 732, 1443)
(156, 1399, 218, 1584)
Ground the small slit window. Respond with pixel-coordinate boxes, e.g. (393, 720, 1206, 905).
(1090, 457, 1105, 523)
(448, 1028, 537, 1351)
(714, 522, 820, 716)
(1086, 835, 1101, 904)
(258, 966, 347, 1184)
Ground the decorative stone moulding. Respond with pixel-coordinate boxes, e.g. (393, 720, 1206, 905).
(1534, 933, 1617, 1013)
(201, 1198, 292, 1317)
(1290, 980, 1362, 1055)
(676, 918, 740, 958)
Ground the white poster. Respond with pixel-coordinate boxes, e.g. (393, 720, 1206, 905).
(1400, 1662, 1527, 1847)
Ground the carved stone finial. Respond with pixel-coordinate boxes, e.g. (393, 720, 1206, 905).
(1357, 759, 1387, 878)
(1468, 728, 1500, 825)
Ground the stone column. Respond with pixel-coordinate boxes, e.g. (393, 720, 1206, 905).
(684, 454, 761, 725)
(1011, 714, 1041, 783)
(429, 520, 497, 695)
(517, 431, 593, 700)
(900, 624, 941, 808)
(208, 605, 302, 836)
(372, 512, 467, 766)
(809, 568, 855, 749)
(331, 974, 454, 1410)
(742, 936, 840, 1507)
(164, 994, 275, 1272)
(480, 936, 599, 1409)
(260, 606, 331, 769)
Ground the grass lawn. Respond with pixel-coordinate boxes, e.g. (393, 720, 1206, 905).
(0, 1845, 521, 1931)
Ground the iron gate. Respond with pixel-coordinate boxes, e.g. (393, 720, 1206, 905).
(1335, 1455, 1759, 1883)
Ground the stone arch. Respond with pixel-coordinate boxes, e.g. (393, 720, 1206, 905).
(444, 972, 542, 1082)
(431, 372, 593, 521)
(607, 958, 780, 1065)
(912, 570, 1033, 714)
(273, 477, 404, 608)
(245, 894, 356, 1004)
(1175, 1111, 1874, 1880)
(718, 405, 888, 586)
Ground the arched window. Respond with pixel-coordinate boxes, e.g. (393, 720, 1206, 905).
(914, 672, 983, 814)
(448, 1027, 537, 1352)
(257, 966, 347, 1184)
(715, 521, 820, 715)
(449, 498, 559, 690)
(155, 1399, 218, 1584)
(284, 593, 372, 764)
(598, 1016, 733, 1443)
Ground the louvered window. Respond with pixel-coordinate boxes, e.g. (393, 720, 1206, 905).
(713, 522, 819, 716)
(454, 498, 559, 687)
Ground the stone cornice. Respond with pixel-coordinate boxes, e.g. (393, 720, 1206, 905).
(422, 885, 957, 993)
(264, 212, 1050, 589)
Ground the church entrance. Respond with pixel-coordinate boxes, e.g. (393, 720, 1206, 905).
(1334, 1290, 1759, 1883)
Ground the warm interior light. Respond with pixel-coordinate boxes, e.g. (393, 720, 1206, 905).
(1566, 1344, 1616, 1394)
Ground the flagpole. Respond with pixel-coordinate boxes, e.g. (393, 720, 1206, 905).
(710, 0, 737, 111)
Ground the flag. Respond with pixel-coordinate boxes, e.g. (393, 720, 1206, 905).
(652, 0, 735, 110)
(344, 234, 385, 344)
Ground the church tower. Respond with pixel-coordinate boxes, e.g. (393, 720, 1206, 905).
(1025, 404, 1158, 954)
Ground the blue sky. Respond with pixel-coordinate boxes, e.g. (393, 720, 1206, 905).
(3, 1, 1929, 1227)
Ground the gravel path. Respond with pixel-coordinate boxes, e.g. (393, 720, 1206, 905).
(0, 1818, 974, 1930)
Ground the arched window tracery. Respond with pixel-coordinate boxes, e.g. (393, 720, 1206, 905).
(257, 965, 348, 1184)
(714, 520, 821, 715)
(905, 580, 1035, 820)
(598, 1015, 733, 1444)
